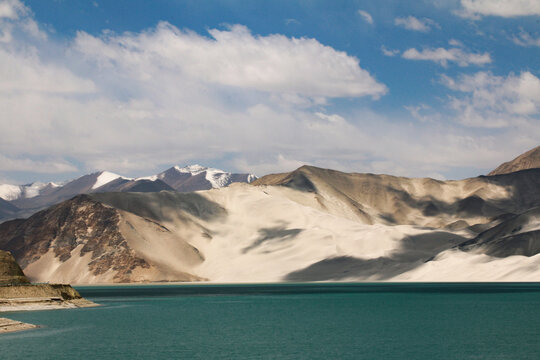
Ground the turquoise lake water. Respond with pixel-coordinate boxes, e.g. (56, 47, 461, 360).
(1, 283, 539, 359)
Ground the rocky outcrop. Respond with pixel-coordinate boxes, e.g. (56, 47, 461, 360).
(0, 254, 97, 321)
(0, 195, 153, 282)
(0, 250, 29, 285)
(0, 194, 204, 284)
(0, 284, 96, 312)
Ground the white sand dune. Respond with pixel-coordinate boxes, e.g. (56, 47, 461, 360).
(2, 162, 539, 283)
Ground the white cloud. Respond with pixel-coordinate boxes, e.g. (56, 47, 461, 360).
(381, 45, 399, 57)
(314, 112, 346, 124)
(358, 10, 374, 25)
(441, 71, 540, 127)
(448, 39, 464, 47)
(0, 0, 26, 19)
(0, 154, 77, 173)
(233, 154, 308, 176)
(405, 104, 441, 123)
(394, 16, 439, 32)
(513, 30, 540, 47)
(458, 0, 540, 18)
(402, 47, 491, 67)
(73, 23, 387, 99)
(0, 10, 392, 177)
(0, 48, 96, 93)
(0, 1, 537, 182)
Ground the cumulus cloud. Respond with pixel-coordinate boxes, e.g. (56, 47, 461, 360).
(358, 10, 374, 25)
(0, 0, 536, 182)
(402, 47, 491, 67)
(441, 71, 540, 127)
(0, 5, 392, 179)
(0, 47, 96, 93)
(457, 0, 540, 18)
(394, 16, 439, 32)
(73, 23, 387, 99)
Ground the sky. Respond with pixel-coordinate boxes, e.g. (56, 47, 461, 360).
(0, 0, 539, 184)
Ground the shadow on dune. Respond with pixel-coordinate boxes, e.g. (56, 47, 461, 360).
(90, 191, 227, 223)
(258, 166, 540, 228)
(284, 231, 467, 281)
(242, 225, 303, 254)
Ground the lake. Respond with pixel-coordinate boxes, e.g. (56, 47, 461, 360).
(1, 283, 539, 359)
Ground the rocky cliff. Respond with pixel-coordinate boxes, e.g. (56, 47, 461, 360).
(0, 250, 29, 285)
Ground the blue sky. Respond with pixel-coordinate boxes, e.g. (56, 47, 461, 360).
(0, 0, 539, 183)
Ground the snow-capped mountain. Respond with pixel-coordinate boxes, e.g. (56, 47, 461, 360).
(0, 165, 257, 222)
(138, 164, 257, 192)
(0, 182, 61, 201)
(91, 171, 131, 190)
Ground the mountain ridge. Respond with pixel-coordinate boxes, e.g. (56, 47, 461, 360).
(0, 165, 257, 222)
(488, 146, 540, 176)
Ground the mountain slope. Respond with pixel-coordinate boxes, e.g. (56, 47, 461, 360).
(458, 207, 540, 257)
(0, 198, 18, 220)
(0, 195, 204, 283)
(253, 165, 540, 229)
(488, 146, 540, 175)
(0, 172, 538, 284)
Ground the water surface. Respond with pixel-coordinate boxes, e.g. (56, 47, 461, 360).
(1, 283, 539, 359)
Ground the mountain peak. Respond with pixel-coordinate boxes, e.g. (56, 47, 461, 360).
(91, 171, 131, 190)
(488, 146, 540, 176)
(173, 164, 208, 174)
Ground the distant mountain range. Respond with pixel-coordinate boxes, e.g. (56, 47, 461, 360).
(0, 165, 256, 221)
(0, 146, 538, 283)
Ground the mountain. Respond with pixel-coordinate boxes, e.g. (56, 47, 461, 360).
(0, 166, 257, 223)
(7, 171, 133, 217)
(0, 182, 61, 201)
(138, 165, 257, 192)
(0, 162, 538, 283)
(488, 146, 540, 176)
(0, 198, 19, 220)
(0, 194, 206, 283)
(253, 165, 540, 228)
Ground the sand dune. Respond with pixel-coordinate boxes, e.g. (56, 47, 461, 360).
(0, 151, 538, 283)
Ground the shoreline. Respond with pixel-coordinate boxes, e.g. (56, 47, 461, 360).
(0, 317, 39, 334)
(0, 297, 98, 313)
(71, 280, 540, 287)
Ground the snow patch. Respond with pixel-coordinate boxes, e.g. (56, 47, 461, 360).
(24, 182, 49, 198)
(0, 184, 22, 201)
(173, 164, 208, 175)
(205, 169, 232, 188)
(0, 182, 61, 200)
(92, 171, 130, 190)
